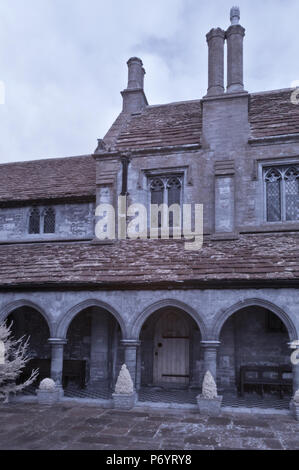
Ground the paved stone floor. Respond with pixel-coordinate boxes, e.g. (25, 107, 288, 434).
(0, 402, 298, 450)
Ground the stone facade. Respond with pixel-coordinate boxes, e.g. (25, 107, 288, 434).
(0, 203, 95, 242)
(0, 8, 298, 404)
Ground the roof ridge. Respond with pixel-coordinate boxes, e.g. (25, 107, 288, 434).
(250, 88, 293, 96)
(146, 98, 202, 109)
(0, 154, 93, 168)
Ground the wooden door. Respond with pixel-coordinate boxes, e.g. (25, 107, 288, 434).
(153, 311, 189, 386)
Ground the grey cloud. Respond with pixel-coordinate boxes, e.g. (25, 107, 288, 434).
(0, 0, 298, 163)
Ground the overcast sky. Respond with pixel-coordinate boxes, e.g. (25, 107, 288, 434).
(0, 0, 298, 164)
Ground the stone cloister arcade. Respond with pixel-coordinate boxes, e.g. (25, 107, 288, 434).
(1, 291, 298, 404)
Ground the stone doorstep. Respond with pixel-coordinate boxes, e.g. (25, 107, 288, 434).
(7, 395, 295, 419)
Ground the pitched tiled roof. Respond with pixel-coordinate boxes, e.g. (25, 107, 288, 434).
(112, 100, 202, 150)
(0, 233, 297, 288)
(249, 89, 299, 139)
(109, 88, 299, 151)
(0, 89, 298, 204)
(0, 155, 96, 204)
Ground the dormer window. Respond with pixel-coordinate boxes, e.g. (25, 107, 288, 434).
(264, 165, 298, 222)
(28, 206, 56, 234)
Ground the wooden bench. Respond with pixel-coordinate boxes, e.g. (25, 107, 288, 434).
(239, 365, 292, 398)
(20, 358, 86, 389)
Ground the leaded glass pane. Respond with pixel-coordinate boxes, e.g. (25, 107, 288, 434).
(265, 169, 281, 222)
(150, 178, 164, 228)
(167, 176, 181, 228)
(167, 176, 181, 206)
(29, 208, 40, 234)
(44, 207, 56, 233)
(285, 168, 298, 221)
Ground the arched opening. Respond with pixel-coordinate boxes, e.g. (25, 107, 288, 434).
(63, 306, 123, 398)
(218, 306, 292, 407)
(6, 306, 51, 390)
(139, 307, 203, 404)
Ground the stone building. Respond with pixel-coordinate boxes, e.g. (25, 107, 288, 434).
(0, 8, 298, 407)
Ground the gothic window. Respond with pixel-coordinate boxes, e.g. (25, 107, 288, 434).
(149, 174, 183, 230)
(264, 166, 298, 222)
(28, 206, 56, 234)
(43, 207, 56, 234)
(167, 176, 181, 206)
(285, 167, 298, 221)
(29, 207, 40, 234)
(150, 178, 164, 228)
(150, 178, 164, 206)
(167, 176, 182, 227)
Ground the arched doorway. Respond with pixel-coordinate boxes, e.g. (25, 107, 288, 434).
(6, 306, 51, 388)
(64, 306, 123, 397)
(218, 306, 292, 405)
(140, 307, 202, 390)
(153, 310, 190, 386)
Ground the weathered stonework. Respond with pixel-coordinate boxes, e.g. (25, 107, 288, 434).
(0, 8, 298, 414)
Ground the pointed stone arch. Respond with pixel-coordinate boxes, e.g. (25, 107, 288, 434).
(130, 298, 208, 340)
(0, 299, 54, 337)
(56, 299, 126, 339)
(212, 298, 297, 341)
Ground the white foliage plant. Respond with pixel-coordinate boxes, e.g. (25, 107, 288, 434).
(0, 321, 38, 402)
(201, 370, 218, 399)
(114, 364, 134, 394)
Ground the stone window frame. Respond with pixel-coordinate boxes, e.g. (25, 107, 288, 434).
(144, 167, 187, 233)
(257, 158, 299, 225)
(28, 205, 56, 235)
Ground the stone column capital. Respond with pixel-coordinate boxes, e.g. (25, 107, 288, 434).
(206, 27, 226, 42)
(201, 340, 221, 349)
(121, 339, 141, 348)
(48, 338, 68, 346)
(226, 24, 245, 38)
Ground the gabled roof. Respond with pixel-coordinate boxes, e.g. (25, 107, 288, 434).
(0, 89, 298, 204)
(249, 89, 299, 139)
(0, 233, 297, 288)
(113, 100, 202, 151)
(107, 88, 299, 151)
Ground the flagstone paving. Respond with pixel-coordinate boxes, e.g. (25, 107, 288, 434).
(0, 403, 298, 450)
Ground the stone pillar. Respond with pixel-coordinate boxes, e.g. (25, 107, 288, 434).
(121, 340, 141, 388)
(89, 310, 109, 384)
(206, 28, 225, 96)
(201, 341, 221, 382)
(121, 57, 148, 113)
(48, 338, 67, 395)
(136, 345, 142, 391)
(293, 363, 299, 394)
(289, 341, 299, 394)
(226, 7, 245, 93)
(214, 161, 235, 234)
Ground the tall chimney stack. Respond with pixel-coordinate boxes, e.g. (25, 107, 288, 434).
(121, 57, 148, 113)
(226, 6, 245, 93)
(206, 28, 226, 96)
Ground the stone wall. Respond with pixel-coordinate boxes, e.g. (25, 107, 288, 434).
(218, 307, 290, 391)
(0, 202, 95, 242)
